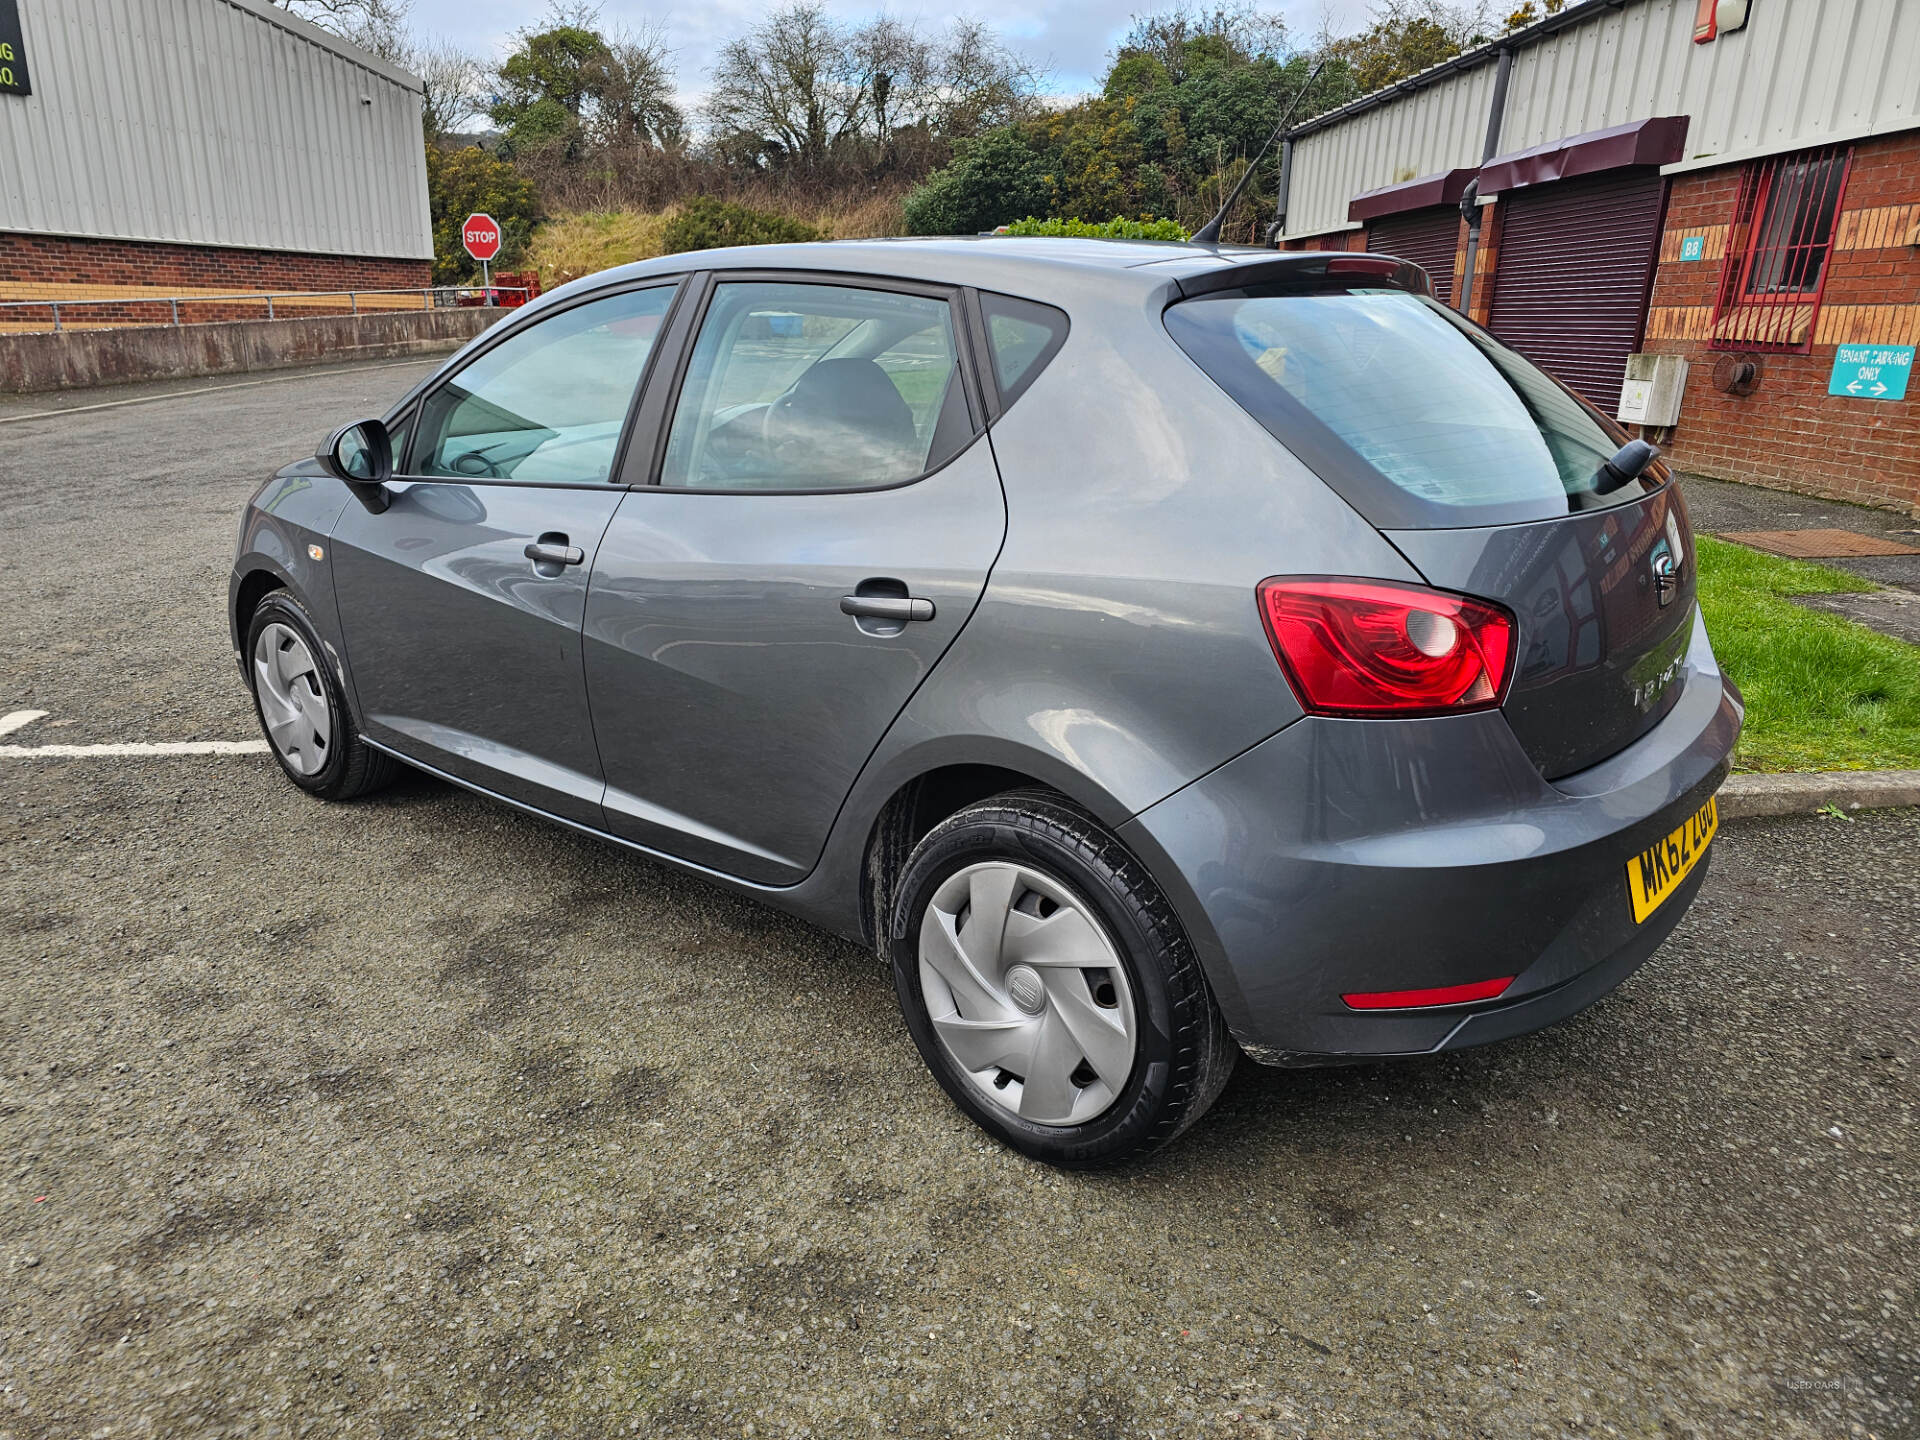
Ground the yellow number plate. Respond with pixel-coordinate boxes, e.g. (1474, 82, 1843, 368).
(1626, 795, 1718, 923)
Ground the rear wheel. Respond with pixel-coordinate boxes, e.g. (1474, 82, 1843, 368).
(246, 590, 396, 801)
(890, 790, 1235, 1168)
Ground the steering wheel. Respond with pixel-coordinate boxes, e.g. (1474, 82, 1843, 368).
(450, 448, 504, 479)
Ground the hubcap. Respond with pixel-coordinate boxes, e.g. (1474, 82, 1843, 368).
(917, 861, 1138, 1128)
(252, 622, 332, 776)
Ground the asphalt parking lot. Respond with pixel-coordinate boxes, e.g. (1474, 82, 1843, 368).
(2, 359, 1917, 1439)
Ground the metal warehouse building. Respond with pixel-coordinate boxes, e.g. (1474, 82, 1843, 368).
(1276, 0, 1920, 514)
(0, 0, 432, 309)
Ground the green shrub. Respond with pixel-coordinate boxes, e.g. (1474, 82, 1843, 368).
(902, 130, 1052, 236)
(660, 196, 822, 254)
(1000, 216, 1190, 240)
(426, 144, 542, 284)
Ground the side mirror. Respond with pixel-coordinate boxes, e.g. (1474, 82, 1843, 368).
(322, 419, 393, 512)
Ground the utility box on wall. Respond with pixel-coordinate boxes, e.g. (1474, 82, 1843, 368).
(1618, 353, 1689, 426)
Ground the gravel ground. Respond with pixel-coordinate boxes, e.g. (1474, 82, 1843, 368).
(2, 362, 1917, 1439)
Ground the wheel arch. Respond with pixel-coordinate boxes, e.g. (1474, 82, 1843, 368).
(849, 739, 1139, 954)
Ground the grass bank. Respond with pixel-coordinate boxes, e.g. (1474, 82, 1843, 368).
(1695, 535, 1920, 772)
(527, 192, 906, 288)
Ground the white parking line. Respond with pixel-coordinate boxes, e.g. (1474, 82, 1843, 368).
(0, 710, 49, 736)
(0, 740, 270, 758)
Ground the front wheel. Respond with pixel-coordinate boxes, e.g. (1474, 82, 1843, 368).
(889, 790, 1236, 1169)
(246, 589, 396, 801)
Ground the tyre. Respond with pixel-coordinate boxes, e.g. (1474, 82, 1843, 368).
(889, 789, 1236, 1168)
(245, 589, 397, 801)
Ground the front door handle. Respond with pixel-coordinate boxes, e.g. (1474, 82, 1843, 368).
(525, 538, 585, 567)
(840, 594, 935, 623)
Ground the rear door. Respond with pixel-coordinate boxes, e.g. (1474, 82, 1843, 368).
(583, 273, 1005, 884)
(331, 281, 679, 825)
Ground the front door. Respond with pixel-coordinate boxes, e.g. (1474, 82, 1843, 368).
(583, 277, 1005, 884)
(331, 282, 679, 825)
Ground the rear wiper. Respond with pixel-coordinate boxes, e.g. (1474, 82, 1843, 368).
(1592, 438, 1659, 495)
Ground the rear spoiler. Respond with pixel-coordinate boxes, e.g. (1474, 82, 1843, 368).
(1172, 252, 1433, 301)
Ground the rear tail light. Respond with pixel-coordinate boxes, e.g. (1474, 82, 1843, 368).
(1258, 579, 1514, 717)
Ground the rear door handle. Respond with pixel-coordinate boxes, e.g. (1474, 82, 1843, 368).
(840, 594, 935, 622)
(525, 539, 585, 567)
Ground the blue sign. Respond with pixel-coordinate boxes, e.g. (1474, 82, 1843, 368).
(1828, 344, 1914, 401)
(1678, 235, 1705, 261)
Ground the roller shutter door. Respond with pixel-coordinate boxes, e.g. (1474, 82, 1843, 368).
(1367, 207, 1461, 307)
(1487, 170, 1667, 408)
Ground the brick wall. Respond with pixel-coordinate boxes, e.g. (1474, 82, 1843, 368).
(1642, 131, 1920, 514)
(0, 231, 430, 310)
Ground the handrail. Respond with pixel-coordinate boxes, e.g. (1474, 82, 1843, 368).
(0, 285, 535, 332)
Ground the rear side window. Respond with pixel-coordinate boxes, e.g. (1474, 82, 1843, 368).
(980, 293, 1068, 409)
(660, 281, 973, 492)
(1164, 288, 1646, 528)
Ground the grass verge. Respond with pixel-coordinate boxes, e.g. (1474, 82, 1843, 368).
(1695, 534, 1920, 771)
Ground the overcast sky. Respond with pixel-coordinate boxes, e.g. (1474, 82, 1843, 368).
(397, 0, 1374, 101)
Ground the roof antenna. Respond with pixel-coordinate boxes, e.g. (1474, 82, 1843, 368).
(1191, 57, 1326, 247)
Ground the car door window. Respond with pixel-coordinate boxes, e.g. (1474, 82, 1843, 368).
(660, 281, 966, 491)
(411, 284, 675, 484)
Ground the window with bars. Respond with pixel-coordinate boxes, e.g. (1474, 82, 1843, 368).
(1709, 145, 1852, 353)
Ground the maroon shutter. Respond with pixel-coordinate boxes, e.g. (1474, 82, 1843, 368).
(1487, 170, 1667, 408)
(1366, 207, 1461, 306)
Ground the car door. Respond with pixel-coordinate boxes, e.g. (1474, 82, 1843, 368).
(331, 280, 680, 826)
(583, 273, 1006, 884)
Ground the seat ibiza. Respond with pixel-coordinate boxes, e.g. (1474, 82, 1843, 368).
(231, 238, 1741, 1168)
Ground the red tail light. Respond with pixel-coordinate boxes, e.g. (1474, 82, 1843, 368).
(1257, 579, 1514, 717)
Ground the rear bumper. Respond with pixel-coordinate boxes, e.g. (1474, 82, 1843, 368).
(1119, 610, 1742, 1064)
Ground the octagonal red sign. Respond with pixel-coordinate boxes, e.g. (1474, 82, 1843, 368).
(461, 213, 502, 262)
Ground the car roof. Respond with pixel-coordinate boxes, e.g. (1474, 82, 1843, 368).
(546, 236, 1379, 314)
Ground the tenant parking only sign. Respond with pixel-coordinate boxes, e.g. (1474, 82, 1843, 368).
(1828, 344, 1914, 402)
(0, 0, 30, 96)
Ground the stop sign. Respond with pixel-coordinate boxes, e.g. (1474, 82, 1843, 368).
(462, 213, 502, 263)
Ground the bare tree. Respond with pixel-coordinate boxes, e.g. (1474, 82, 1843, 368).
(597, 25, 685, 150)
(410, 37, 490, 139)
(706, 4, 870, 170)
(931, 19, 1044, 138)
(261, 0, 409, 36)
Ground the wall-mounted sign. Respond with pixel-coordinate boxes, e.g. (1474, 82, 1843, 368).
(1828, 344, 1913, 402)
(1694, 0, 1752, 44)
(0, 0, 30, 96)
(1679, 235, 1706, 261)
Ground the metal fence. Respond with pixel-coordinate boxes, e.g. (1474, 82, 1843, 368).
(0, 286, 535, 334)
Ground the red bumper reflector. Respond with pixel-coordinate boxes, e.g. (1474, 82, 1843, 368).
(1342, 976, 1516, 1010)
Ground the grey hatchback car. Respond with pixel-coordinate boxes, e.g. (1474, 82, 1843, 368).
(231, 238, 1741, 1168)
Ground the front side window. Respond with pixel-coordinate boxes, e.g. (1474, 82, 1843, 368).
(411, 284, 676, 483)
(1711, 146, 1851, 353)
(660, 281, 966, 491)
(1166, 286, 1644, 529)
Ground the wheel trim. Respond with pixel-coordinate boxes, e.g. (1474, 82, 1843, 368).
(918, 861, 1138, 1128)
(253, 622, 331, 776)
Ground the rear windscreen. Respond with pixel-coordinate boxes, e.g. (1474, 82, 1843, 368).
(1164, 287, 1656, 529)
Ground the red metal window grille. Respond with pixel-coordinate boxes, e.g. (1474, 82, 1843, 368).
(1709, 144, 1852, 354)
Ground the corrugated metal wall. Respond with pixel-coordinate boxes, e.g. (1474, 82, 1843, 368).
(1284, 0, 1920, 240)
(1288, 64, 1495, 240)
(0, 0, 431, 260)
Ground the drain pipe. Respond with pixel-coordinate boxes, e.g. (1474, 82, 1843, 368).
(1457, 44, 1513, 314)
(1266, 136, 1295, 246)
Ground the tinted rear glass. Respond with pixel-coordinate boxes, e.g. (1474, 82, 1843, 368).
(1165, 288, 1655, 528)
